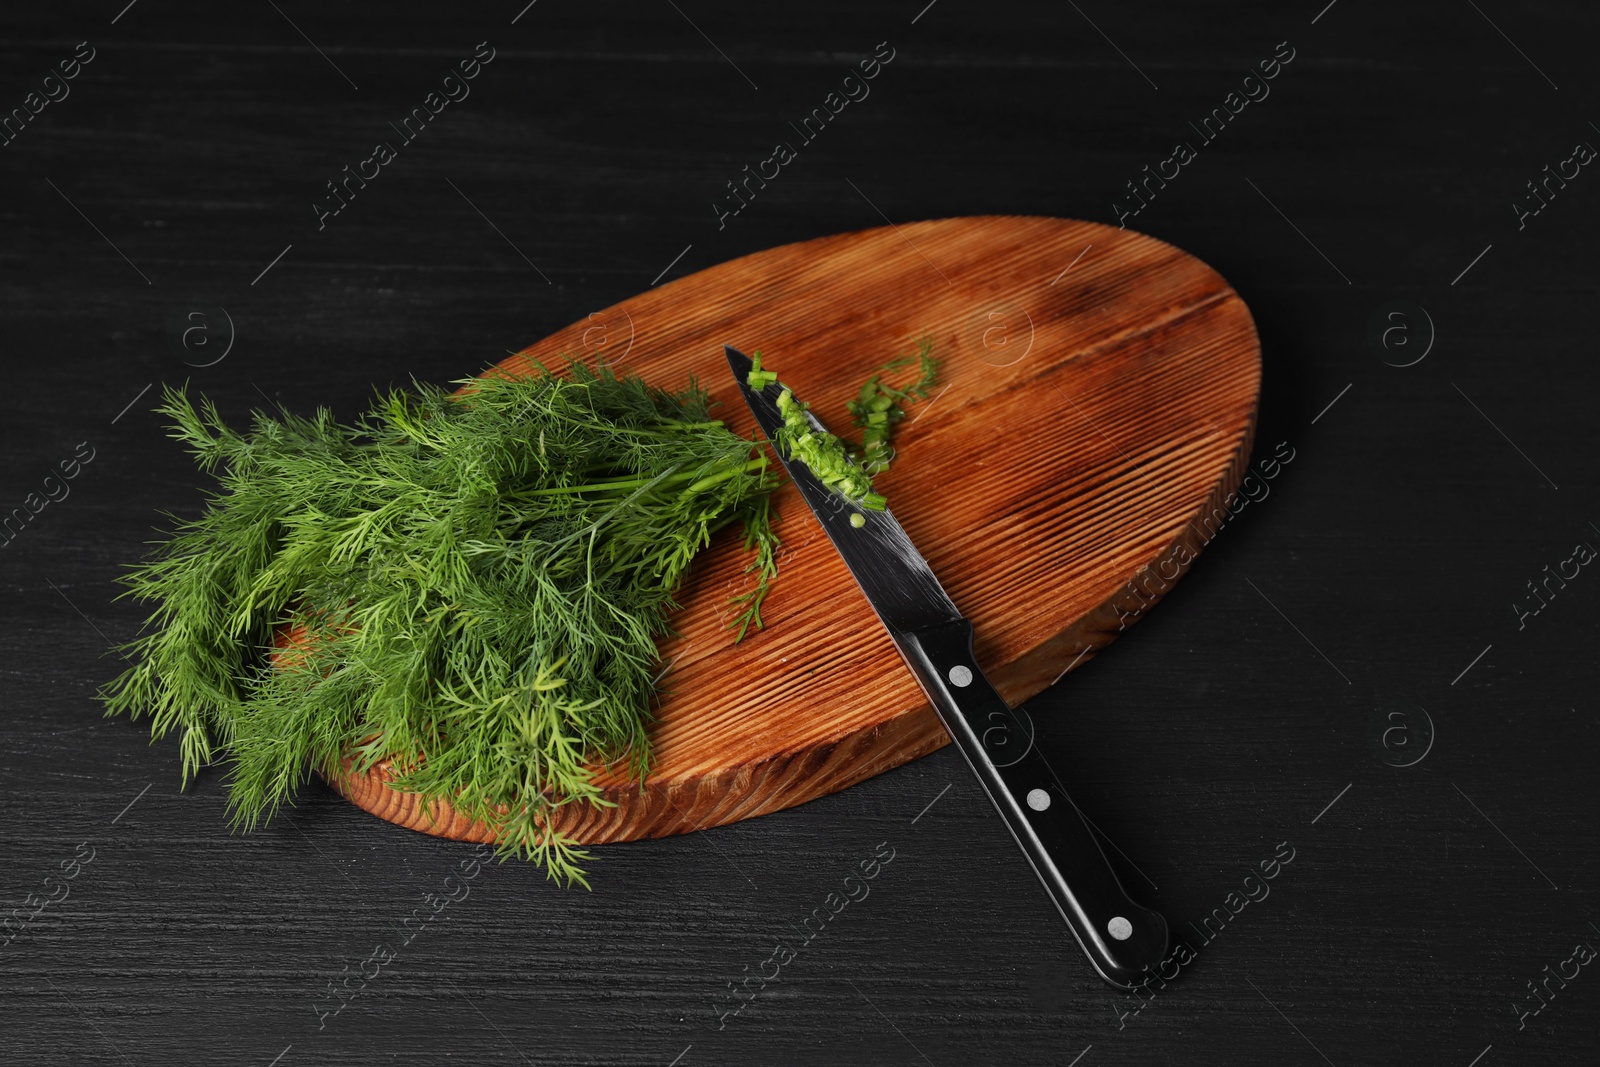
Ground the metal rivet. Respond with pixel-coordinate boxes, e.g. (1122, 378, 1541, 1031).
(1108, 916, 1132, 941)
(948, 665, 973, 687)
(1026, 788, 1050, 811)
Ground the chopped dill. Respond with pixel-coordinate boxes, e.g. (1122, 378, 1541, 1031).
(846, 334, 940, 475)
(766, 336, 941, 515)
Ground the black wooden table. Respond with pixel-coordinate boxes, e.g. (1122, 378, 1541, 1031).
(4, 2, 1597, 1064)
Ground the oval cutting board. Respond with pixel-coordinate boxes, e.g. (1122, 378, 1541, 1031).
(328, 216, 1261, 845)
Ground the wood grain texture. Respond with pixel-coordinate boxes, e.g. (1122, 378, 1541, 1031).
(328, 215, 1261, 844)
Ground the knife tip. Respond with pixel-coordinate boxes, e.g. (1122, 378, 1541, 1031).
(723, 344, 753, 383)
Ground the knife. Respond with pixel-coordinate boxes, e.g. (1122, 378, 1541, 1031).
(725, 345, 1169, 990)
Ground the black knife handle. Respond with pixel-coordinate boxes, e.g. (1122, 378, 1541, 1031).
(895, 616, 1169, 990)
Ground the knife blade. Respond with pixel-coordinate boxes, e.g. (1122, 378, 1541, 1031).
(725, 344, 1169, 990)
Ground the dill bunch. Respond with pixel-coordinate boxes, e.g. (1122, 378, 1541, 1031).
(100, 359, 780, 887)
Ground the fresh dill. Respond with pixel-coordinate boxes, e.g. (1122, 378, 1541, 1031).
(99, 360, 779, 888)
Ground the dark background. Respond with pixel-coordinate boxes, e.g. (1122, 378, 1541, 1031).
(3, 1, 1597, 1064)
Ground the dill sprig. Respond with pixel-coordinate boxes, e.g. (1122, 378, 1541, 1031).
(99, 359, 779, 887)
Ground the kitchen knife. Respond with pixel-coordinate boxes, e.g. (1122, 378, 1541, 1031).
(725, 344, 1169, 990)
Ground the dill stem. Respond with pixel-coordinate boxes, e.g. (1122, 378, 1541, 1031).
(685, 456, 768, 493)
(509, 456, 767, 498)
(604, 420, 725, 436)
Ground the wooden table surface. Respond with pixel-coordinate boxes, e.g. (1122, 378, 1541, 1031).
(3, 2, 1596, 1064)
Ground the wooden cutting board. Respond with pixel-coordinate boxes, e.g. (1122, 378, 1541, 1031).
(328, 216, 1261, 845)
